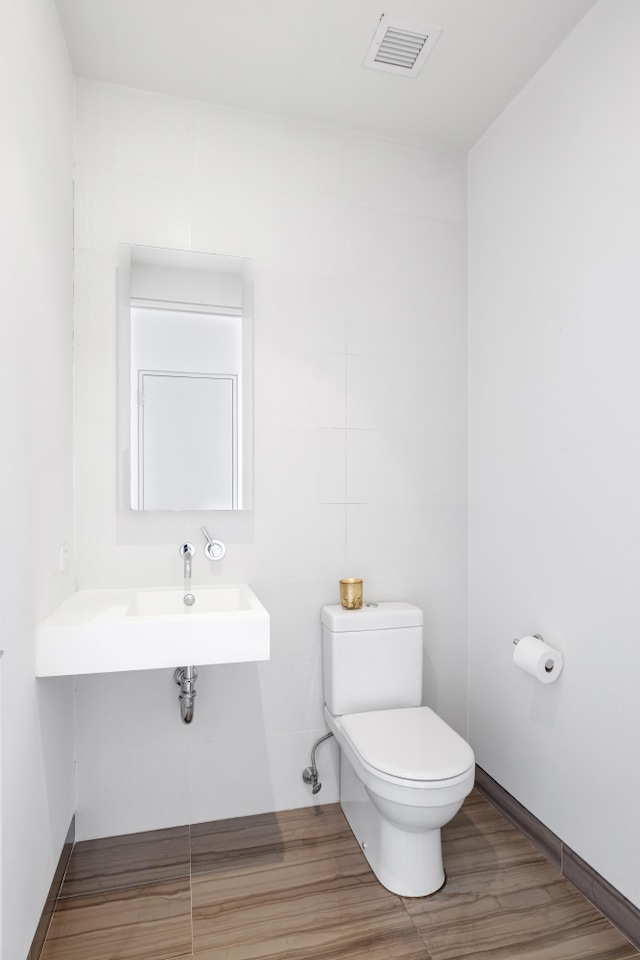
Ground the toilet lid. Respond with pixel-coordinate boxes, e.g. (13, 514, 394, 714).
(341, 706, 474, 782)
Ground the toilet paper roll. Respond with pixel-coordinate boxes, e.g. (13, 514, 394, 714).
(513, 635, 563, 684)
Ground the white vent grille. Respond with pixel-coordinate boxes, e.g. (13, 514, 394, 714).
(363, 15, 442, 77)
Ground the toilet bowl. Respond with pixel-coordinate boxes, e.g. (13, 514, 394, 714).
(322, 602, 475, 897)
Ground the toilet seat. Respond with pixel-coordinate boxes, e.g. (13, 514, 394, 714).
(340, 706, 474, 784)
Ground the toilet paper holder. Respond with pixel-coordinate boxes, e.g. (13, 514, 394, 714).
(513, 633, 543, 645)
(513, 633, 555, 674)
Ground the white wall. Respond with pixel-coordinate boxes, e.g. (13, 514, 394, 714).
(469, 0, 640, 908)
(73, 81, 468, 839)
(0, 1, 75, 957)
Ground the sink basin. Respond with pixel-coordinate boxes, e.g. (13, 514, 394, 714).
(36, 585, 270, 677)
(127, 585, 252, 617)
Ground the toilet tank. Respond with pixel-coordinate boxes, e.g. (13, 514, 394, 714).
(322, 602, 423, 715)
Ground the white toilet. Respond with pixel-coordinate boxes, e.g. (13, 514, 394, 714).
(322, 601, 475, 897)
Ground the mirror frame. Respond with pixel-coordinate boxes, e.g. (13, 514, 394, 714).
(117, 243, 254, 512)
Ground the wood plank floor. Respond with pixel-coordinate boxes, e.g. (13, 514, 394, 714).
(40, 790, 639, 960)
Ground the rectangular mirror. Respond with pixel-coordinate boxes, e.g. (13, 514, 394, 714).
(118, 244, 253, 511)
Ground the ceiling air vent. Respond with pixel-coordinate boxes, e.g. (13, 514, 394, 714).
(363, 15, 442, 77)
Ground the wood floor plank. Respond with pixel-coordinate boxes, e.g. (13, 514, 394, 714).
(194, 900, 431, 960)
(406, 886, 637, 960)
(43, 791, 639, 960)
(192, 930, 431, 960)
(193, 866, 402, 949)
(61, 826, 191, 897)
(192, 804, 431, 958)
(40, 877, 192, 960)
(405, 792, 639, 960)
(191, 804, 352, 876)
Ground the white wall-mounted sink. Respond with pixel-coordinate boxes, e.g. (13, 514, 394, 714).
(127, 585, 253, 617)
(36, 584, 270, 677)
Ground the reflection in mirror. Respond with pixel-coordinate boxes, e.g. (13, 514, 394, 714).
(118, 245, 253, 511)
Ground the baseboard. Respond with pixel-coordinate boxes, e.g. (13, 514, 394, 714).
(475, 766, 640, 951)
(27, 816, 75, 960)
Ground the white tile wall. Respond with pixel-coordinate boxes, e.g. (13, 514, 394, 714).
(255, 427, 345, 505)
(468, 0, 640, 910)
(345, 277, 466, 363)
(346, 505, 467, 580)
(77, 745, 192, 838)
(345, 132, 467, 222)
(74, 82, 193, 178)
(256, 349, 345, 429)
(346, 430, 467, 505)
(255, 273, 347, 354)
(73, 81, 468, 839)
(1, 2, 75, 956)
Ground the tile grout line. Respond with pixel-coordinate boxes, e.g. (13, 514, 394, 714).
(399, 893, 435, 959)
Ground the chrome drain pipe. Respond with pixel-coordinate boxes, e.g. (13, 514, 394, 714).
(302, 731, 334, 795)
(174, 666, 198, 724)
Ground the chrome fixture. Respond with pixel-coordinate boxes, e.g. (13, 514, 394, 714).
(180, 543, 196, 604)
(174, 665, 198, 724)
(180, 542, 195, 578)
(302, 731, 334, 795)
(513, 632, 544, 645)
(202, 526, 226, 561)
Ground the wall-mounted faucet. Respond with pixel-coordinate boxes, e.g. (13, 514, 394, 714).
(179, 543, 196, 606)
(202, 527, 226, 561)
(179, 542, 195, 578)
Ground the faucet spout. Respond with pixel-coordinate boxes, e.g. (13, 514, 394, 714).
(179, 543, 195, 579)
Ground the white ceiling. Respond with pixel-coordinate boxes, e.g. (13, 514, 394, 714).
(54, 0, 598, 153)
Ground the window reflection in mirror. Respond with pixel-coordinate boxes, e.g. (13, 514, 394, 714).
(118, 245, 253, 511)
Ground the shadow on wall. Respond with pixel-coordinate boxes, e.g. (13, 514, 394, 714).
(73, 657, 340, 840)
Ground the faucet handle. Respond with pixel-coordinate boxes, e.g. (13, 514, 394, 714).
(201, 527, 226, 561)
